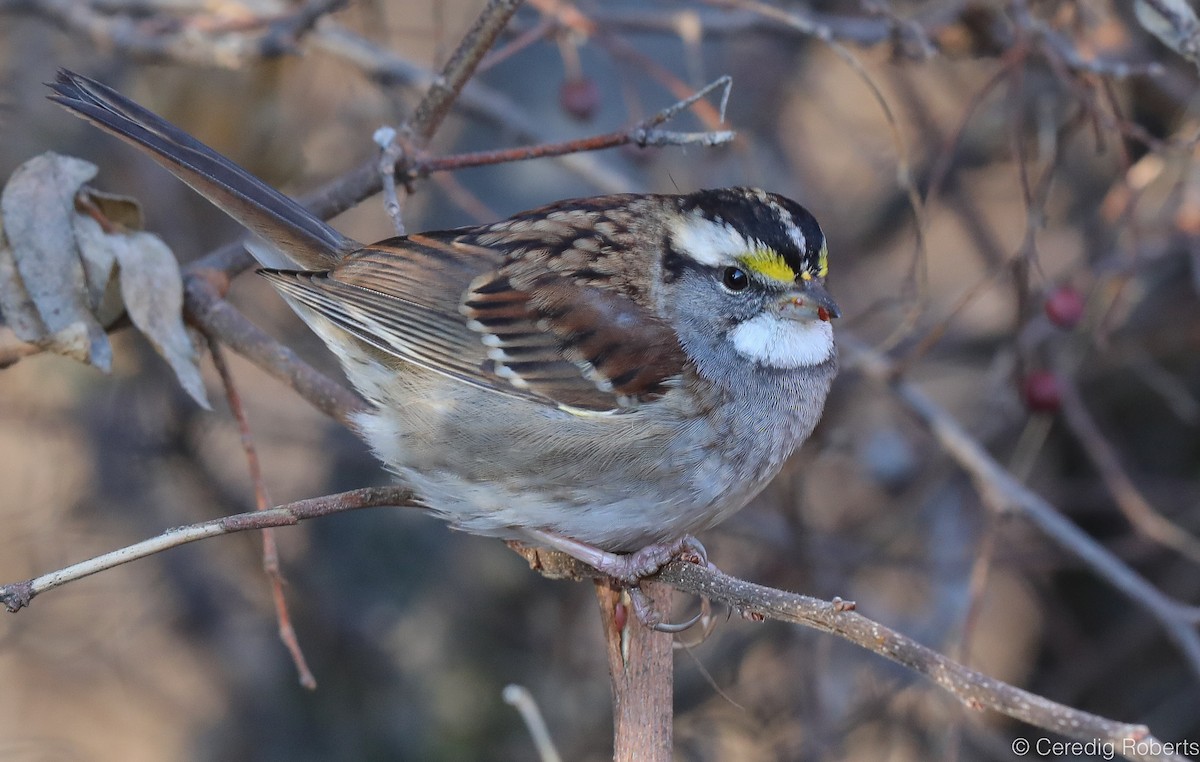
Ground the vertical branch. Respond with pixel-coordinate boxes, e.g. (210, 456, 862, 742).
(209, 338, 317, 690)
(406, 0, 525, 145)
(594, 580, 673, 762)
(377, 0, 523, 235)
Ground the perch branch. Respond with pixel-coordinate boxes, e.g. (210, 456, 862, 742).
(2, 495, 1185, 762)
(657, 562, 1178, 762)
(505, 546, 1182, 762)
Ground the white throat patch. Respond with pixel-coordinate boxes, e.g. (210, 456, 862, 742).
(729, 313, 834, 368)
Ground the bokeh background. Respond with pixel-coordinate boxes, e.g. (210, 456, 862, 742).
(2, 1, 1199, 760)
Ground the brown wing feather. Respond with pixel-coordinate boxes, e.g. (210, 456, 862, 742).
(261, 225, 686, 412)
(466, 272, 683, 405)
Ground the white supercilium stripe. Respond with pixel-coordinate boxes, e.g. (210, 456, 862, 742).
(668, 215, 752, 268)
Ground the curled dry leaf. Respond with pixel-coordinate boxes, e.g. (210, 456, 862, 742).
(83, 188, 144, 230)
(0, 152, 210, 408)
(0, 153, 112, 369)
(71, 209, 124, 327)
(112, 229, 210, 409)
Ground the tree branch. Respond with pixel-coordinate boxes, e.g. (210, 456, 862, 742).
(6, 502, 1180, 761)
(0, 486, 414, 612)
(404, 0, 525, 146)
(516, 546, 1185, 762)
(657, 561, 1178, 762)
(843, 337, 1200, 676)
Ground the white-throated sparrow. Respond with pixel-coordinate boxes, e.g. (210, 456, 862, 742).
(49, 71, 839, 581)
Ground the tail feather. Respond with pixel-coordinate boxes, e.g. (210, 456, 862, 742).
(48, 69, 356, 270)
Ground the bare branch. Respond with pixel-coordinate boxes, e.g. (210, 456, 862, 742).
(3, 500, 1184, 762)
(0, 0, 344, 66)
(209, 337, 317, 690)
(0, 487, 415, 612)
(657, 562, 1178, 762)
(1055, 360, 1200, 564)
(843, 338, 1200, 676)
(404, 77, 734, 179)
(404, 0, 525, 145)
(503, 547, 1182, 762)
(182, 272, 366, 426)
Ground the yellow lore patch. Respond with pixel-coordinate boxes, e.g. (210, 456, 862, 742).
(738, 241, 829, 283)
(739, 248, 796, 284)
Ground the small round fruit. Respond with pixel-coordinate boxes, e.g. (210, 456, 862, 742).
(1044, 285, 1084, 329)
(1022, 371, 1062, 413)
(560, 77, 600, 121)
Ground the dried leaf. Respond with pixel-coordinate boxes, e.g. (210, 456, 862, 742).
(1135, 0, 1200, 66)
(0, 153, 112, 369)
(0, 152, 208, 407)
(72, 214, 127, 327)
(112, 231, 211, 409)
(0, 219, 47, 340)
(83, 188, 144, 231)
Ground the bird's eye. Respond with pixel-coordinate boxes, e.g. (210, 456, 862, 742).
(722, 267, 749, 291)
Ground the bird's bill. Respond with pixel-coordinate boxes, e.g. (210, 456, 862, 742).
(776, 280, 841, 322)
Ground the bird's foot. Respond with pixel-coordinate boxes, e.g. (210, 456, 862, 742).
(523, 530, 711, 632)
(524, 530, 709, 584)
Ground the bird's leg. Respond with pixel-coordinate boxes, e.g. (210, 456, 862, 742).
(523, 530, 710, 584)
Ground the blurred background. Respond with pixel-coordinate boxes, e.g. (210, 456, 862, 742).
(2, 1, 1199, 760)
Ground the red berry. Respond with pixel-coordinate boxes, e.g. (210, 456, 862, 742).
(1044, 285, 1084, 328)
(1022, 371, 1062, 413)
(559, 77, 600, 121)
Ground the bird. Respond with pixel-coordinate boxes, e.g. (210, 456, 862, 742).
(49, 69, 839, 583)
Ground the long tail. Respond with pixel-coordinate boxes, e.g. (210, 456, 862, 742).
(48, 69, 357, 270)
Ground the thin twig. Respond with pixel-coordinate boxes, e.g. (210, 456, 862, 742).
(948, 514, 1000, 666)
(503, 685, 563, 762)
(1055, 362, 1200, 565)
(403, 77, 734, 180)
(404, 0, 525, 146)
(209, 338, 317, 690)
(843, 337, 1200, 676)
(374, 126, 408, 235)
(0, 487, 415, 612)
